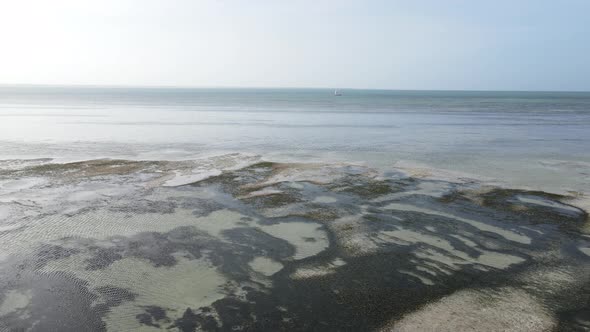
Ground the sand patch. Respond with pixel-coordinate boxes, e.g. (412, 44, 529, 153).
(0, 205, 11, 220)
(516, 195, 583, 215)
(381, 228, 524, 270)
(249, 257, 284, 276)
(42, 255, 228, 331)
(163, 169, 222, 187)
(0, 289, 32, 316)
(580, 247, 590, 257)
(385, 288, 556, 332)
(261, 222, 329, 260)
(313, 196, 338, 204)
(0, 177, 47, 192)
(384, 203, 531, 244)
(398, 270, 434, 286)
(239, 188, 283, 199)
(290, 258, 346, 279)
(0, 209, 245, 258)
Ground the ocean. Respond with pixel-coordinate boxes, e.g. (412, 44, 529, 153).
(1, 86, 589, 331)
(1, 86, 589, 193)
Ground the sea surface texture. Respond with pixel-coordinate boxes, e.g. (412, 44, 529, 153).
(0, 87, 590, 331)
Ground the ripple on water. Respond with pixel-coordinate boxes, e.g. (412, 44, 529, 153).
(0, 156, 588, 331)
(385, 288, 556, 332)
(42, 254, 228, 331)
(384, 203, 531, 244)
(259, 221, 330, 260)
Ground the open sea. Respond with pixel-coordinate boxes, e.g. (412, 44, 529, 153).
(1, 86, 590, 331)
(1, 86, 590, 193)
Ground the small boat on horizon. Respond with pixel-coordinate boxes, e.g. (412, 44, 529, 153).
(334, 89, 342, 96)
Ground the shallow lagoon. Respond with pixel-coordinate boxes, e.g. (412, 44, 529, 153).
(1, 88, 590, 330)
(0, 157, 588, 331)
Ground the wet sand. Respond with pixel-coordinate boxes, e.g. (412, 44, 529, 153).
(0, 156, 589, 331)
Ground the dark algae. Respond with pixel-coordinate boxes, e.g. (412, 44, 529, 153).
(0, 159, 589, 331)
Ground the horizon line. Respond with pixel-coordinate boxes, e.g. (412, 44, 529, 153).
(0, 83, 589, 94)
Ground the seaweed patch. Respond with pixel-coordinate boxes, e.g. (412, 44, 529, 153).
(0, 158, 589, 331)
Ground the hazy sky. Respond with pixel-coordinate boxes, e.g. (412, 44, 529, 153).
(0, 0, 588, 90)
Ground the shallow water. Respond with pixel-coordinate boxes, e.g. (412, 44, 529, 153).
(1, 87, 590, 194)
(0, 158, 588, 331)
(1, 87, 590, 331)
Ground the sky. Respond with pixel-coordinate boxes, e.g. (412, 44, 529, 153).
(0, 0, 588, 91)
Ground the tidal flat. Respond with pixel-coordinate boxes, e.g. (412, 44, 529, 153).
(0, 156, 589, 331)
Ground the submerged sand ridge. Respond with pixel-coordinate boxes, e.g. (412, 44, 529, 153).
(0, 155, 589, 331)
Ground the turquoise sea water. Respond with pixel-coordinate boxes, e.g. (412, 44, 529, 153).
(1, 86, 589, 193)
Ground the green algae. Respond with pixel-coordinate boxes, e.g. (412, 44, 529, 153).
(241, 191, 303, 208)
(297, 208, 341, 222)
(245, 161, 276, 169)
(2, 157, 590, 331)
(330, 177, 397, 199)
(24, 159, 159, 177)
